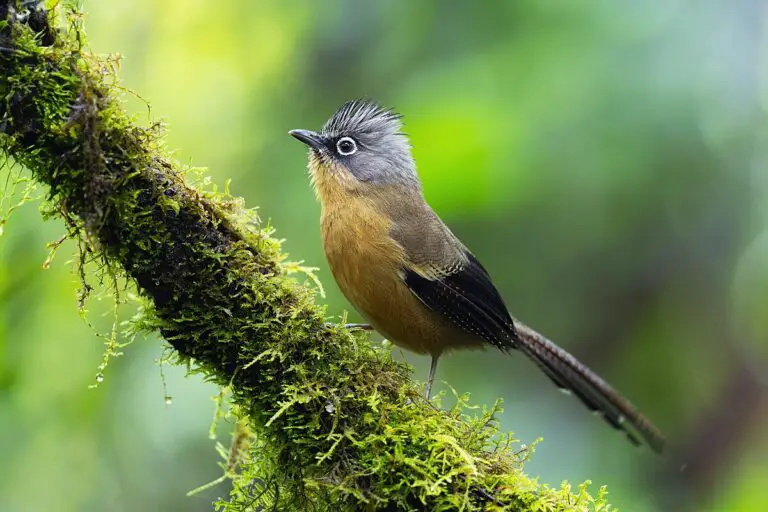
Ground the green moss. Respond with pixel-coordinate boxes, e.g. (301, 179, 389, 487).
(0, 2, 614, 510)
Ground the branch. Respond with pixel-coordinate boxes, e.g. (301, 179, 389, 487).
(0, 3, 613, 510)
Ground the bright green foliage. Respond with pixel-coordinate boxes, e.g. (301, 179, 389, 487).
(0, 2, 612, 510)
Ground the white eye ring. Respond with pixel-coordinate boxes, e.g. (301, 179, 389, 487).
(336, 137, 358, 156)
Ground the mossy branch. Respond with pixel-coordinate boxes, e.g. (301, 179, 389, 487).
(0, 3, 613, 510)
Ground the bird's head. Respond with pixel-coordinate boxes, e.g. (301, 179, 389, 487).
(289, 100, 419, 195)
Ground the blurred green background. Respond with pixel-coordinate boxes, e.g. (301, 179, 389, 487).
(2, 1, 768, 510)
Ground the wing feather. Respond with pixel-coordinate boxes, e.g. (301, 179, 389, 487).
(402, 252, 518, 350)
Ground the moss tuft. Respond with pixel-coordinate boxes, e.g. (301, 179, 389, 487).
(0, 2, 613, 510)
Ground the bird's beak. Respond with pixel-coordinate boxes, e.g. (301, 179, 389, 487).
(288, 129, 325, 150)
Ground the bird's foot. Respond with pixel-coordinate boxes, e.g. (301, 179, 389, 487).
(343, 323, 373, 331)
(324, 322, 374, 331)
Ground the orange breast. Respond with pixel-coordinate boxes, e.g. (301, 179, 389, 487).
(317, 182, 483, 356)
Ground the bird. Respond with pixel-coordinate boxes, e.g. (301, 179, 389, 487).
(289, 99, 666, 453)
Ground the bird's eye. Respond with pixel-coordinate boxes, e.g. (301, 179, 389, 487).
(336, 137, 357, 156)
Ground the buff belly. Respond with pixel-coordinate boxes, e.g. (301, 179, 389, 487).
(320, 194, 484, 356)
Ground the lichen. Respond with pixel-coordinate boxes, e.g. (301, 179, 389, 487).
(0, 2, 614, 510)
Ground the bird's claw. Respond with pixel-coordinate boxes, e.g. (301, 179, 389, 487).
(324, 322, 374, 331)
(343, 323, 374, 331)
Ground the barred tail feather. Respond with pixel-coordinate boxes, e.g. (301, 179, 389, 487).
(512, 320, 666, 454)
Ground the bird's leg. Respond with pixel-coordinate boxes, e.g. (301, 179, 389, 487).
(344, 323, 373, 331)
(425, 354, 439, 399)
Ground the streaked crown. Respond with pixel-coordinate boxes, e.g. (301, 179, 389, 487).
(322, 100, 404, 140)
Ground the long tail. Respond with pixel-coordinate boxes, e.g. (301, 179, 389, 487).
(512, 319, 666, 454)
